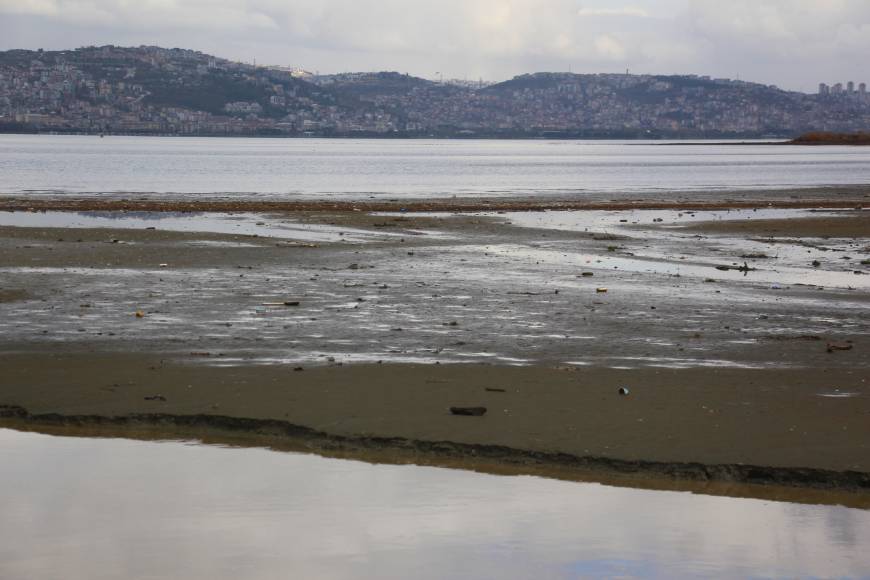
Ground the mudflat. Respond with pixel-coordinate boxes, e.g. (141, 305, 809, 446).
(2, 353, 868, 472)
(1, 194, 868, 492)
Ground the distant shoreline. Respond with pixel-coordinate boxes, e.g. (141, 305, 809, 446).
(3, 130, 868, 145)
(0, 126, 796, 141)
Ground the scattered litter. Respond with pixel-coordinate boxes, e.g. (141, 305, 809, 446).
(159, 263, 168, 268)
(715, 262, 756, 273)
(812, 260, 821, 267)
(826, 341, 853, 353)
(596, 287, 608, 293)
(144, 395, 166, 402)
(618, 387, 630, 396)
(262, 301, 300, 307)
(450, 406, 487, 416)
(579, 272, 594, 277)
(817, 391, 859, 399)
(134, 310, 145, 318)
(485, 388, 506, 393)
(275, 242, 318, 248)
(293, 366, 304, 371)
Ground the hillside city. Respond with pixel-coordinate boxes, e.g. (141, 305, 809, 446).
(1, 45, 869, 138)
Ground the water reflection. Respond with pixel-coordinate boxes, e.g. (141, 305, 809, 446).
(0, 210, 402, 243)
(1, 428, 868, 579)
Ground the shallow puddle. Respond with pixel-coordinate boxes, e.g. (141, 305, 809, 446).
(0, 428, 868, 579)
(0, 210, 408, 243)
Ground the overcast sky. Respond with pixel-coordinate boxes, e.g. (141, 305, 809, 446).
(1, 0, 867, 92)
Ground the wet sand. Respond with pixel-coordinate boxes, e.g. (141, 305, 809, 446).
(1, 184, 868, 214)
(1, 196, 868, 492)
(682, 212, 870, 238)
(1, 354, 869, 480)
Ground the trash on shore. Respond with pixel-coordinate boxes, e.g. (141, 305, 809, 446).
(715, 261, 756, 273)
(144, 395, 167, 402)
(826, 341, 854, 352)
(134, 310, 145, 318)
(618, 387, 630, 396)
(275, 242, 319, 248)
(485, 387, 506, 393)
(596, 287, 608, 293)
(579, 272, 594, 277)
(262, 301, 300, 307)
(450, 406, 487, 416)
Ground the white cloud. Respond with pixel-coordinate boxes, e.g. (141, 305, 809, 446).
(577, 6, 650, 18)
(594, 34, 627, 60)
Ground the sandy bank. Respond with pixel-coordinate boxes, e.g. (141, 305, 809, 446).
(2, 353, 869, 493)
(682, 212, 870, 238)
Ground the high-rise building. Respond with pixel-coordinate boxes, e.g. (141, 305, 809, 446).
(847, 81, 855, 93)
(860, 83, 867, 94)
(832, 82, 844, 94)
(819, 82, 829, 95)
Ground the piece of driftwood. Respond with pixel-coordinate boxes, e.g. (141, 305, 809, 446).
(450, 406, 487, 416)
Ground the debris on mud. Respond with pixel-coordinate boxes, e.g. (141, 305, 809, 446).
(826, 341, 854, 353)
(450, 406, 487, 416)
(715, 262, 756, 273)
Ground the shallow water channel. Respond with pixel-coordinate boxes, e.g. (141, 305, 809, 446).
(1, 428, 868, 579)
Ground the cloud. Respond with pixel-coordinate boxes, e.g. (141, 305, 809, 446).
(577, 6, 650, 18)
(594, 34, 627, 60)
(0, 0, 279, 30)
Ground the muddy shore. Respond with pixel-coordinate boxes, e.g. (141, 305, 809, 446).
(0, 193, 867, 214)
(1, 196, 868, 494)
(2, 354, 869, 493)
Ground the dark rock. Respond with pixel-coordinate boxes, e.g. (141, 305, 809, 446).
(450, 406, 487, 416)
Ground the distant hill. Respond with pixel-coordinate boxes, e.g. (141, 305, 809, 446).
(2, 46, 869, 138)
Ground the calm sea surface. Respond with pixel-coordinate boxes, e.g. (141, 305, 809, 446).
(1, 429, 869, 580)
(2, 134, 869, 200)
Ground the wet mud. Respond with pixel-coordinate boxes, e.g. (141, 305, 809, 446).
(1, 196, 868, 491)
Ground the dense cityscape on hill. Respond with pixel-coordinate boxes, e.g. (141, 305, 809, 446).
(1, 45, 869, 138)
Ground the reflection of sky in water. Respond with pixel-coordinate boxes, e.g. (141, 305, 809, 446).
(0, 211, 411, 243)
(1, 428, 869, 579)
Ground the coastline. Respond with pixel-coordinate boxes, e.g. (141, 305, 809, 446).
(1, 190, 868, 214)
